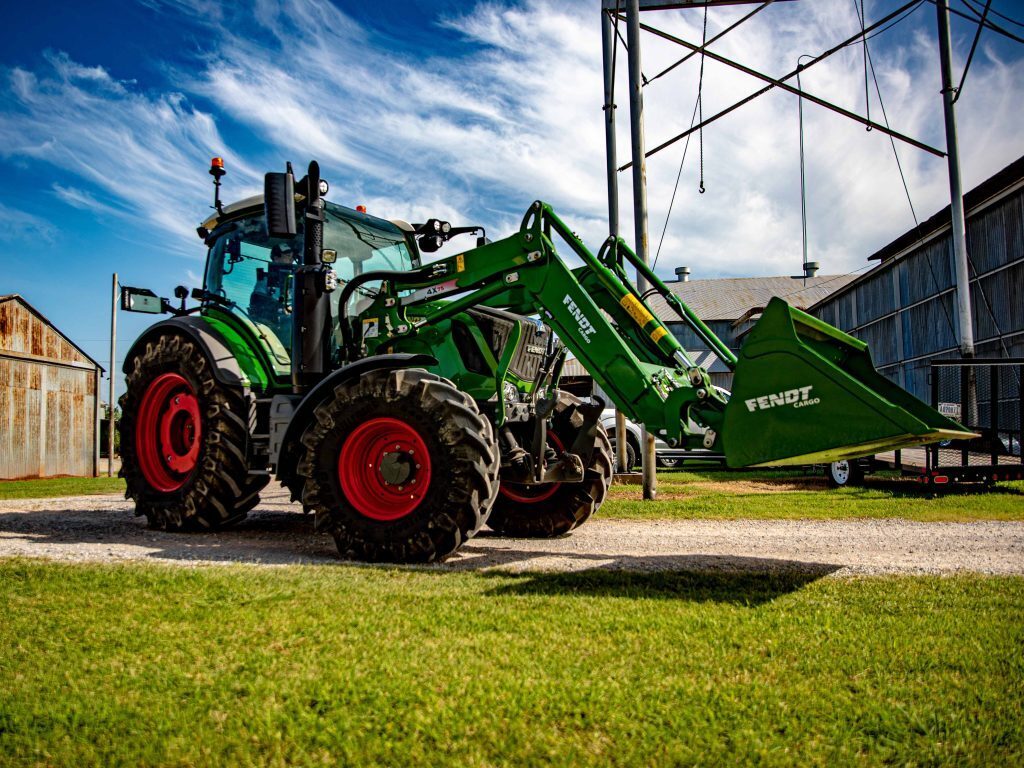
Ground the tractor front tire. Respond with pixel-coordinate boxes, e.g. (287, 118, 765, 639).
(119, 332, 267, 531)
(488, 393, 613, 537)
(298, 368, 500, 563)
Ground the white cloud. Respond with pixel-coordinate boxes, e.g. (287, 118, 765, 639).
(51, 184, 128, 218)
(0, 56, 259, 256)
(1, 0, 1022, 282)
(0, 201, 56, 244)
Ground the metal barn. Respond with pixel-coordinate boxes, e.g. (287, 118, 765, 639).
(0, 295, 103, 479)
(810, 156, 1024, 401)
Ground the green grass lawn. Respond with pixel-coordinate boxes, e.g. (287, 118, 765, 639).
(0, 561, 1020, 766)
(602, 469, 1024, 522)
(0, 476, 125, 500)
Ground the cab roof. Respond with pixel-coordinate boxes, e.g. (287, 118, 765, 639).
(199, 195, 412, 238)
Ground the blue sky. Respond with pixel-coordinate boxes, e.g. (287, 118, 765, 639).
(2, 0, 1022, 400)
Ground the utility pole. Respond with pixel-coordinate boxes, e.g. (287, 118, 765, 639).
(602, 6, 630, 475)
(109, 273, 118, 477)
(625, 0, 657, 499)
(935, 0, 974, 358)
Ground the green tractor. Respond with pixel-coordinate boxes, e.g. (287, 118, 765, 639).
(118, 159, 970, 562)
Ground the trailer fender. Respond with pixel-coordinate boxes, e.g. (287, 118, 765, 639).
(274, 353, 438, 489)
(122, 317, 247, 389)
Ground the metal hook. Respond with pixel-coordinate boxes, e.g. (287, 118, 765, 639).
(698, 183, 706, 194)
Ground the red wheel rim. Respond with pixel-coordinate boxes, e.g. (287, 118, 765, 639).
(135, 373, 202, 493)
(499, 431, 565, 504)
(338, 417, 432, 521)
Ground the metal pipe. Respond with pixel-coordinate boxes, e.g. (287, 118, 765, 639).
(108, 272, 117, 477)
(797, 54, 814, 280)
(936, 0, 975, 357)
(602, 8, 620, 241)
(625, 0, 656, 499)
(93, 367, 101, 477)
(602, 6, 630, 474)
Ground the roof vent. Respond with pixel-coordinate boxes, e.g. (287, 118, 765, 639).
(674, 266, 691, 282)
(792, 261, 820, 280)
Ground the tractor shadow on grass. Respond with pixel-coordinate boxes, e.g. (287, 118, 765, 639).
(472, 563, 836, 605)
(440, 543, 842, 604)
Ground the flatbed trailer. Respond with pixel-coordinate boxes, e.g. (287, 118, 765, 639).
(858, 358, 1023, 487)
(873, 445, 1023, 486)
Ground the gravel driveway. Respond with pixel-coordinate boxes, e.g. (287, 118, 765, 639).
(1, 486, 1022, 576)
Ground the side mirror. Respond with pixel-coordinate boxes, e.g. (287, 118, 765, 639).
(265, 169, 297, 238)
(120, 286, 165, 314)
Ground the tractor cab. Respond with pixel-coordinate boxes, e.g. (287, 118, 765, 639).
(200, 198, 418, 378)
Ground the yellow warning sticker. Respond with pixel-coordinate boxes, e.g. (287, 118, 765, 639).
(619, 293, 654, 327)
(456, 254, 465, 273)
(650, 326, 668, 343)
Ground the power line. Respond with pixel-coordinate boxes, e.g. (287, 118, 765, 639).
(966, 0, 1023, 27)
(935, 0, 1024, 44)
(643, 0, 777, 87)
(651, 90, 701, 271)
(954, 0, 992, 102)
(860, 1, 926, 43)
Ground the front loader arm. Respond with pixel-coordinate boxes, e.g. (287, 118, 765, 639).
(340, 201, 973, 466)
(340, 201, 724, 448)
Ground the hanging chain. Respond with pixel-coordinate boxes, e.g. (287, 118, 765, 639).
(860, 0, 871, 130)
(698, 5, 708, 193)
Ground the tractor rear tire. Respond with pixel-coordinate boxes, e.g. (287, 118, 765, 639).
(298, 368, 500, 563)
(488, 393, 613, 537)
(119, 332, 268, 531)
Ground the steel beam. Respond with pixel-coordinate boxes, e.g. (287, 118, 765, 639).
(936, 0, 975, 357)
(625, 0, 658, 499)
(615, 1, 944, 168)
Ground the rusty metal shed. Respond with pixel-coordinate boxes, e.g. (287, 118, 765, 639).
(0, 295, 103, 478)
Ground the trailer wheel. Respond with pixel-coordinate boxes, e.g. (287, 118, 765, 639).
(488, 393, 613, 537)
(826, 459, 865, 488)
(119, 332, 267, 530)
(298, 368, 499, 563)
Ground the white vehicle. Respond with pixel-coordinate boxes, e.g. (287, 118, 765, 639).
(600, 386, 730, 470)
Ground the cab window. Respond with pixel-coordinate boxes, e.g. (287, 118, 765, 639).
(204, 213, 299, 369)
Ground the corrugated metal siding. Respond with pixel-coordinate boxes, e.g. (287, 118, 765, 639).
(813, 177, 1024, 402)
(0, 297, 99, 478)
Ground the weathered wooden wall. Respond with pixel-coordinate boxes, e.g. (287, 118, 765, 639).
(813, 174, 1024, 403)
(0, 297, 100, 478)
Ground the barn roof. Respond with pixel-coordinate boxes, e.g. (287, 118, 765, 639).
(646, 273, 857, 321)
(0, 294, 104, 372)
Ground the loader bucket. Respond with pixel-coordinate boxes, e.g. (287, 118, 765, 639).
(721, 298, 974, 468)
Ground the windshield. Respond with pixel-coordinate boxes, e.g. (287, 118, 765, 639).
(203, 202, 414, 374)
(323, 202, 414, 279)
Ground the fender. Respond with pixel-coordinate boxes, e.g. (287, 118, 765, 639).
(121, 316, 247, 389)
(274, 353, 438, 487)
